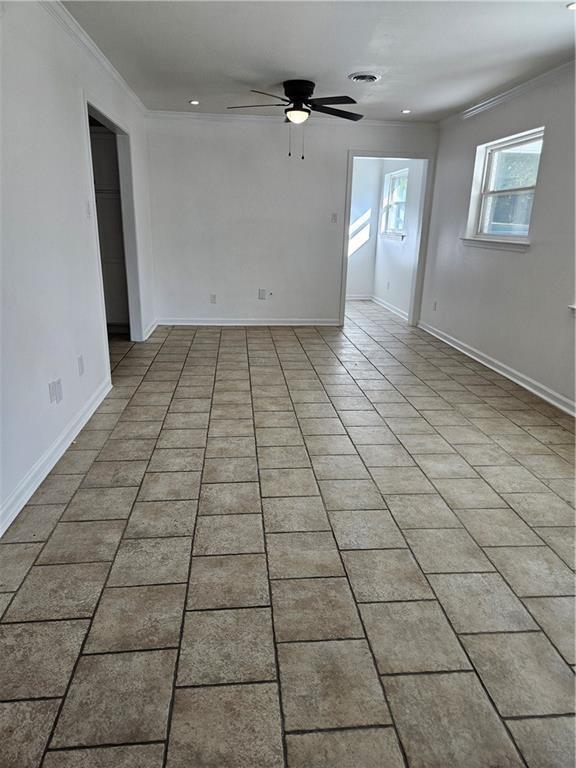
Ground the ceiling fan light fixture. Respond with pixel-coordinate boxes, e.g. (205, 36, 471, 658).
(188, 100, 199, 105)
(285, 106, 311, 124)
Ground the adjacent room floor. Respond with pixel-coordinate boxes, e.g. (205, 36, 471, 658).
(1, 300, 574, 768)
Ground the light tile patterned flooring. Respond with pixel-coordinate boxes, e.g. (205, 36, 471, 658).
(1, 299, 574, 767)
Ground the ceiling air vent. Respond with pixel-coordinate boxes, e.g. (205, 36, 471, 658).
(347, 72, 381, 84)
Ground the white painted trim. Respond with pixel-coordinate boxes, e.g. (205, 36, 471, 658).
(157, 318, 341, 327)
(142, 320, 159, 339)
(0, 379, 112, 537)
(370, 295, 409, 321)
(40, 1, 145, 114)
(457, 61, 574, 121)
(418, 322, 575, 416)
(346, 294, 373, 301)
(460, 237, 531, 253)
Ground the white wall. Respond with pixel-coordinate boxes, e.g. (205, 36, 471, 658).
(147, 115, 437, 324)
(0, 2, 154, 530)
(346, 158, 381, 298)
(421, 65, 575, 411)
(373, 158, 427, 318)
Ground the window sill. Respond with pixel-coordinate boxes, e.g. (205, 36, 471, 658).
(460, 236, 530, 252)
(380, 232, 406, 241)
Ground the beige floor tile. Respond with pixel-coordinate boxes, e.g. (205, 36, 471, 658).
(455, 507, 541, 546)
(433, 478, 506, 508)
(286, 729, 405, 768)
(199, 482, 261, 515)
(108, 538, 191, 586)
(261, 468, 319, 497)
(0, 542, 42, 591)
(386, 494, 461, 528)
(187, 553, 269, 609)
(343, 549, 433, 602)
(502, 492, 575, 526)
(329, 509, 406, 549)
(138, 471, 201, 501)
(148, 448, 204, 472)
(278, 640, 390, 730)
(0, 700, 60, 768)
(193, 514, 264, 555)
(125, 500, 196, 538)
(258, 446, 310, 469)
(4, 562, 109, 621)
(85, 584, 186, 652)
(319, 479, 384, 510)
(52, 650, 177, 747)
(177, 607, 275, 684)
(62, 487, 137, 521)
(508, 716, 575, 768)
(361, 600, 470, 673)
(271, 577, 362, 641)
(263, 497, 329, 532)
(0, 619, 87, 699)
(523, 596, 575, 664)
(267, 531, 343, 578)
(385, 672, 523, 768)
(166, 684, 284, 768)
(463, 632, 575, 717)
(405, 528, 494, 573)
(43, 744, 165, 768)
(429, 572, 537, 633)
(484, 546, 575, 596)
(533, 527, 575, 567)
(38, 521, 124, 564)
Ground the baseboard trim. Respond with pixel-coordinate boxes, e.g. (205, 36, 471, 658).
(0, 379, 112, 537)
(370, 295, 409, 321)
(418, 322, 575, 416)
(141, 320, 158, 340)
(157, 317, 342, 327)
(346, 295, 373, 301)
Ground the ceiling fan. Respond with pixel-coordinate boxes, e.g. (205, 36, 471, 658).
(227, 79, 363, 124)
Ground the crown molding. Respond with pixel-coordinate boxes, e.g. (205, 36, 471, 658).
(457, 60, 574, 122)
(40, 0, 145, 114)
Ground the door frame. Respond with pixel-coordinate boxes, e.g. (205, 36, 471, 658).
(81, 91, 145, 342)
(338, 149, 436, 327)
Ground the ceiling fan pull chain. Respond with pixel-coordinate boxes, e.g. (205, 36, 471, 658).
(301, 126, 305, 160)
(288, 123, 292, 158)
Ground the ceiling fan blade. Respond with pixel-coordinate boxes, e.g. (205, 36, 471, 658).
(308, 96, 356, 106)
(310, 104, 364, 121)
(227, 104, 286, 109)
(251, 89, 290, 103)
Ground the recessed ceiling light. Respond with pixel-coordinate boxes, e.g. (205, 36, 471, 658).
(189, 100, 199, 105)
(401, 109, 412, 115)
(567, 2, 576, 9)
(347, 72, 381, 84)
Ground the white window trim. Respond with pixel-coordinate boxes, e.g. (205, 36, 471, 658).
(381, 168, 409, 237)
(464, 126, 544, 249)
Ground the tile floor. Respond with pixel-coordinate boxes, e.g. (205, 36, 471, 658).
(1, 299, 574, 767)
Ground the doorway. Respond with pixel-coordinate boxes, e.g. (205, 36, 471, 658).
(339, 152, 432, 326)
(88, 112, 131, 339)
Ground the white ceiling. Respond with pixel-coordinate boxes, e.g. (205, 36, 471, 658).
(65, 1, 574, 121)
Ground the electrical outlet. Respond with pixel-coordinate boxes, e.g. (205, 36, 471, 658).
(77, 355, 85, 377)
(433, 301, 438, 311)
(331, 213, 338, 224)
(209, 294, 217, 304)
(258, 288, 267, 300)
(48, 379, 63, 404)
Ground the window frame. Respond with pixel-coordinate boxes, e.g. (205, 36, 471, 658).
(381, 168, 409, 238)
(464, 126, 544, 248)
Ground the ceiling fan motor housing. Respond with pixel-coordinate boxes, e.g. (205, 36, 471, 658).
(283, 79, 315, 105)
